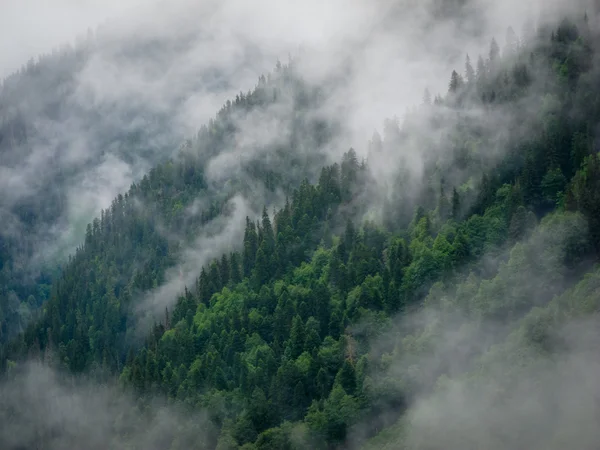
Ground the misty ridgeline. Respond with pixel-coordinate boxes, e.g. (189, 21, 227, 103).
(2, 0, 600, 448)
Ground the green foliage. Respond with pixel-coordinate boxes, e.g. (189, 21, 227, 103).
(4, 14, 600, 450)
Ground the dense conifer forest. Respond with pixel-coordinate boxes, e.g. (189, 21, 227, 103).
(2, 2, 600, 449)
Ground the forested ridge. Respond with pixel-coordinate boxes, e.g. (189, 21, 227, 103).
(2, 6, 600, 450)
(0, 23, 273, 344)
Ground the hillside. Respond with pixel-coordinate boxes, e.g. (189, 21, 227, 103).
(2, 2, 600, 450)
(0, 19, 277, 343)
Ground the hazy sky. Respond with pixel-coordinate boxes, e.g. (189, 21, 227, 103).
(0, 0, 150, 78)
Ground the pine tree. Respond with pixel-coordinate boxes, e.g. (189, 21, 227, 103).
(489, 38, 500, 68)
(316, 368, 329, 398)
(289, 315, 306, 359)
(219, 254, 230, 287)
(335, 359, 356, 395)
(230, 252, 242, 284)
(508, 205, 528, 242)
(452, 188, 461, 220)
(438, 185, 451, 220)
(261, 207, 275, 252)
(344, 220, 356, 253)
(253, 243, 270, 288)
(209, 261, 222, 292)
(293, 381, 307, 418)
(465, 54, 475, 84)
(448, 70, 464, 93)
(243, 217, 258, 277)
(197, 267, 211, 304)
(164, 307, 171, 330)
(476, 55, 486, 82)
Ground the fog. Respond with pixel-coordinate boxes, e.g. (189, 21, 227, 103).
(0, 0, 578, 274)
(1, 0, 598, 448)
(0, 361, 218, 449)
(134, 194, 255, 333)
(0, 0, 146, 78)
(354, 210, 599, 449)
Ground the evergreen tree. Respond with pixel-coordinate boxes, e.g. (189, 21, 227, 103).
(219, 254, 230, 287)
(476, 55, 487, 82)
(448, 70, 464, 93)
(489, 38, 500, 66)
(288, 315, 306, 359)
(230, 252, 242, 284)
(335, 359, 356, 395)
(465, 54, 475, 84)
(452, 187, 461, 220)
(243, 217, 259, 277)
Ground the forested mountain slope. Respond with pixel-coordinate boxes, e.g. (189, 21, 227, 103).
(0, 21, 276, 343)
(2, 4, 600, 450)
(3, 59, 338, 369)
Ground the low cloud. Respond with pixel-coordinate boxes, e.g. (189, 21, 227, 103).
(354, 210, 597, 448)
(1, 0, 586, 276)
(403, 316, 600, 450)
(0, 361, 218, 450)
(133, 194, 255, 332)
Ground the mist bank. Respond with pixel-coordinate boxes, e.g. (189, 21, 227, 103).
(0, 361, 219, 450)
(2, 1, 600, 448)
(1, 0, 582, 272)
